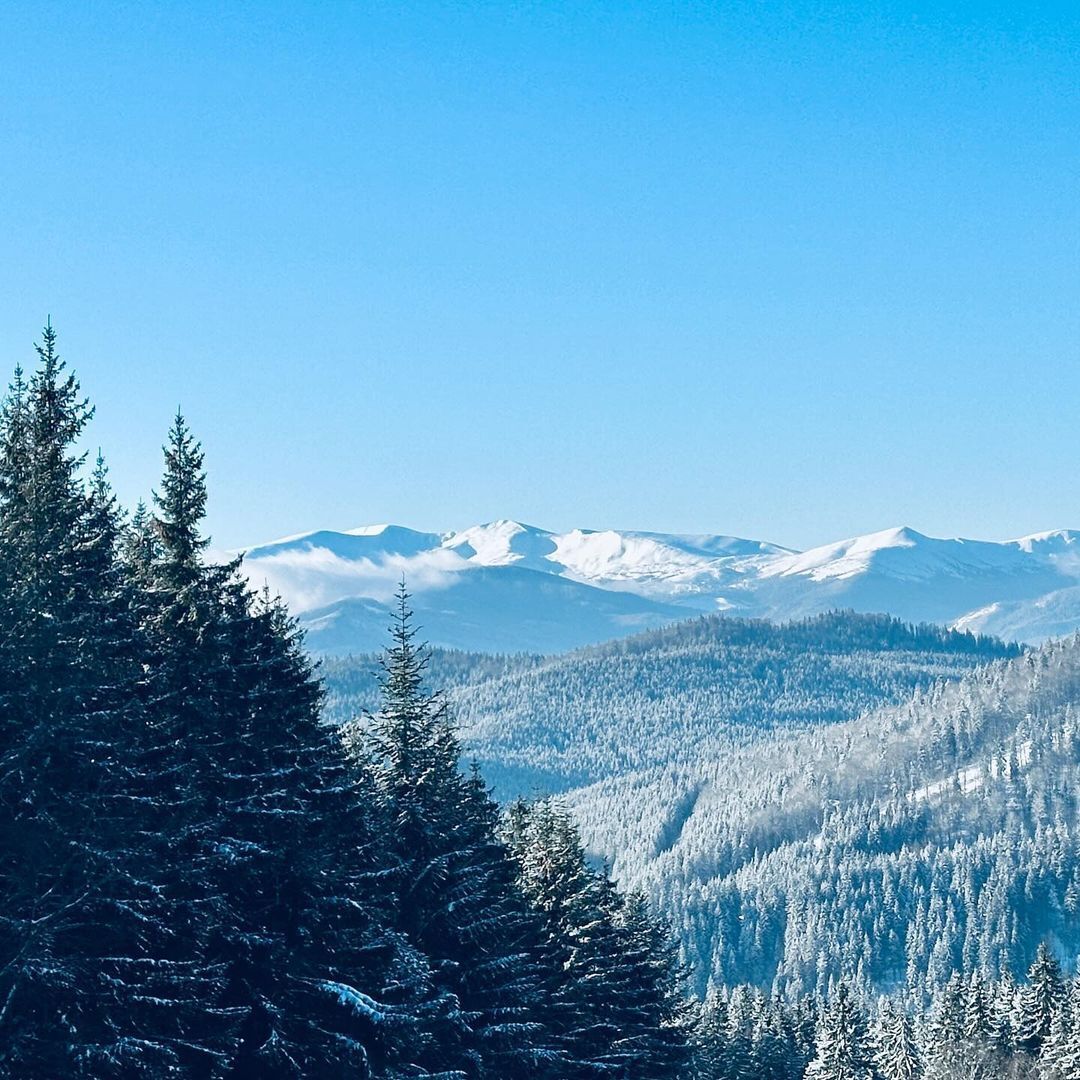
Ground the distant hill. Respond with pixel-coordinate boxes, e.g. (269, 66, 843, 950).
(299, 564, 689, 655)
(322, 610, 1017, 796)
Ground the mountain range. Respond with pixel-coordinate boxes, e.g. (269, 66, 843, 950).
(235, 520, 1080, 653)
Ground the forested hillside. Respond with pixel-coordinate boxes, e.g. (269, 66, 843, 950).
(326, 613, 1073, 1011)
(323, 613, 1017, 795)
(573, 634, 1080, 1002)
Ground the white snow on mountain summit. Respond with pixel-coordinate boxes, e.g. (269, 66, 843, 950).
(234, 522, 1080, 653)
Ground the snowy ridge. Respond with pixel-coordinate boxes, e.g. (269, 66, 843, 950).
(235, 521, 1080, 653)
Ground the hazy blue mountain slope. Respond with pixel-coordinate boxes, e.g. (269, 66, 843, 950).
(954, 582, 1080, 643)
(302, 564, 688, 654)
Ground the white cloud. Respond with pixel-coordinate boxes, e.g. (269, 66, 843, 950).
(238, 546, 468, 613)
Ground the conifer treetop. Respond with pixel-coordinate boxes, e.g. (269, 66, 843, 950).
(153, 409, 209, 577)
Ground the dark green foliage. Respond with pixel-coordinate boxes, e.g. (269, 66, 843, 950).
(153, 410, 209, 580)
(506, 799, 692, 1077)
(351, 584, 562, 1077)
(0, 331, 438, 1075)
(0, 325, 146, 1074)
(0, 325, 693, 1078)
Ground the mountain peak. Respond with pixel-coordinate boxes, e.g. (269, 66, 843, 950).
(444, 520, 558, 570)
(856, 525, 926, 549)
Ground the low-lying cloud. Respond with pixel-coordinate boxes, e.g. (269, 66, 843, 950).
(237, 545, 468, 614)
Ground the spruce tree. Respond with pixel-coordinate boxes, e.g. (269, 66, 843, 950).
(872, 1003, 921, 1080)
(357, 585, 559, 1077)
(0, 366, 448, 1074)
(962, 971, 990, 1045)
(1018, 943, 1064, 1056)
(610, 890, 694, 1077)
(804, 983, 877, 1080)
(689, 990, 729, 1079)
(506, 798, 691, 1078)
(140, 424, 439, 1074)
(121, 499, 159, 578)
(1039, 979, 1080, 1080)
(989, 968, 1020, 1053)
(153, 409, 209, 582)
(0, 326, 151, 1073)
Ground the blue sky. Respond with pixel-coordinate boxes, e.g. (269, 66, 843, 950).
(1, 2, 1077, 551)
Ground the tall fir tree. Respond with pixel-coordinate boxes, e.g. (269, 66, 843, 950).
(0, 326, 148, 1074)
(804, 983, 878, 1080)
(140, 421, 440, 1075)
(153, 410, 209, 583)
(1017, 943, 1064, 1056)
(1039, 979, 1080, 1080)
(872, 1003, 921, 1080)
(506, 798, 692, 1078)
(357, 584, 560, 1077)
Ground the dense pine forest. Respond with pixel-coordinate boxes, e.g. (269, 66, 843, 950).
(3, 324, 1080, 1079)
(570, 633, 1080, 1006)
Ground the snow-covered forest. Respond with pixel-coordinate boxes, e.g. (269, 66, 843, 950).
(4, 325, 1080, 1080)
(322, 613, 1017, 794)
(324, 613, 1080, 1010)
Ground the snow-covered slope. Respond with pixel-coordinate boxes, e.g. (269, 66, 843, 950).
(236, 521, 1080, 653)
(737, 526, 1080, 627)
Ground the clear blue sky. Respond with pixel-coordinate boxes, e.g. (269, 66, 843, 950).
(1, 2, 1077, 551)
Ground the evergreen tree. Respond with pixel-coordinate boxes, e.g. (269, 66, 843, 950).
(152, 409, 208, 582)
(0, 348, 447, 1074)
(805, 983, 877, 1080)
(962, 971, 990, 1044)
(689, 990, 729, 1079)
(140, 426, 438, 1074)
(608, 889, 694, 1077)
(752, 997, 803, 1080)
(721, 985, 758, 1080)
(358, 584, 558, 1076)
(990, 969, 1020, 1054)
(507, 798, 691, 1078)
(872, 1003, 921, 1080)
(121, 499, 159, 578)
(0, 325, 145, 1073)
(1039, 980, 1080, 1080)
(922, 973, 965, 1074)
(1018, 944, 1064, 1055)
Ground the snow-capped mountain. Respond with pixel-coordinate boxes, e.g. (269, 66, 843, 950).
(236, 521, 1080, 653)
